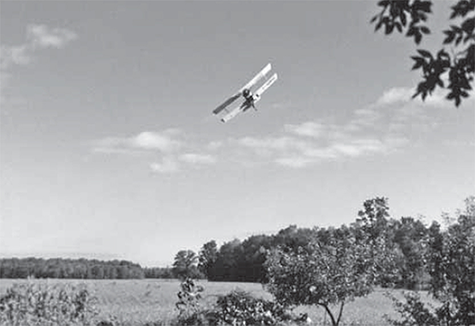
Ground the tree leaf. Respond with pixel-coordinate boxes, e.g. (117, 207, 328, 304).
(420, 26, 431, 34)
(418, 1, 433, 13)
(461, 17, 475, 35)
(411, 56, 425, 70)
(396, 23, 403, 33)
(417, 49, 433, 58)
(401, 12, 407, 26)
(415, 31, 422, 44)
(443, 30, 455, 44)
(386, 23, 395, 34)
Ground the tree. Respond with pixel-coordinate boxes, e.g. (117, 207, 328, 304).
(209, 239, 243, 281)
(173, 250, 202, 279)
(371, 0, 474, 107)
(392, 217, 429, 289)
(388, 197, 475, 325)
(198, 240, 218, 280)
(265, 224, 390, 326)
(425, 199, 475, 325)
(239, 234, 274, 282)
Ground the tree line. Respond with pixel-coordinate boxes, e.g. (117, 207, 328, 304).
(1, 196, 472, 292)
(171, 196, 474, 292)
(0, 258, 145, 279)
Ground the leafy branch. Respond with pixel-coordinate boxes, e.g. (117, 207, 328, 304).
(372, 0, 474, 107)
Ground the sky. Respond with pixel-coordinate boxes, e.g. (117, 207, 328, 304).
(1, 1, 474, 267)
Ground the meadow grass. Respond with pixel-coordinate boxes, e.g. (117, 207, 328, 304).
(0, 279, 436, 325)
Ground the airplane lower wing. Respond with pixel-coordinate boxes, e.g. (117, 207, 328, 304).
(255, 73, 278, 97)
(220, 101, 252, 123)
(213, 92, 241, 115)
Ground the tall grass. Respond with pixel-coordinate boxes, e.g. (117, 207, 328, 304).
(0, 279, 437, 325)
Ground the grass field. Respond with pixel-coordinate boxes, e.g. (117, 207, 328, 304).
(0, 278, 434, 325)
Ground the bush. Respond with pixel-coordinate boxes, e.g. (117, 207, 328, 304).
(0, 281, 99, 326)
(214, 290, 292, 326)
(172, 279, 295, 326)
(174, 278, 210, 325)
(385, 291, 439, 326)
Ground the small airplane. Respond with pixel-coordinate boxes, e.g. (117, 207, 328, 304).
(213, 63, 278, 123)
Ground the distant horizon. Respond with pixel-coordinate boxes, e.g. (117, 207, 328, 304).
(1, 198, 470, 268)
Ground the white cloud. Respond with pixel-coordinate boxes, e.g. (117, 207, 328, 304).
(93, 130, 182, 154)
(376, 87, 412, 106)
(275, 156, 313, 168)
(179, 153, 216, 165)
(0, 24, 77, 114)
(150, 158, 180, 174)
(27, 25, 77, 49)
(237, 136, 304, 152)
(94, 129, 217, 173)
(1, 24, 77, 71)
(132, 131, 182, 152)
(0, 45, 31, 69)
(206, 141, 224, 151)
(284, 121, 325, 138)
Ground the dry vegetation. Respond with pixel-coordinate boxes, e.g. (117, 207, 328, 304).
(0, 278, 436, 325)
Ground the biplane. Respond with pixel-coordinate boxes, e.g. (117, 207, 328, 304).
(212, 63, 278, 123)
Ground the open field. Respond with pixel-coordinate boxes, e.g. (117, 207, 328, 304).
(0, 279, 435, 325)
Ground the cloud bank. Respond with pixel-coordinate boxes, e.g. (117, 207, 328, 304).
(93, 129, 218, 173)
(219, 86, 447, 168)
(93, 86, 454, 173)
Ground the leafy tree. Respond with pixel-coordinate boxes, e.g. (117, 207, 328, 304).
(388, 196, 475, 326)
(144, 266, 175, 279)
(173, 250, 202, 280)
(356, 197, 390, 242)
(209, 239, 243, 281)
(371, 0, 474, 106)
(391, 217, 429, 289)
(426, 199, 475, 325)
(238, 234, 274, 282)
(271, 225, 316, 253)
(265, 224, 389, 326)
(198, 240, 218, 280)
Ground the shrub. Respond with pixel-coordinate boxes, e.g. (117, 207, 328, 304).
(172, 279, 295, 326)
(0, 281, 98, 326)
(385, 291, 438, 326)
(174, 278, 210, 325)
(214, 290, 292, 326)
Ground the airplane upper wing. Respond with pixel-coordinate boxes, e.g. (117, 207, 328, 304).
(238, 63, 271, 93)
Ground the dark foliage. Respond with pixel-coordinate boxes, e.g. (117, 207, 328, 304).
(143, 266, 175, 279)
(213, 290, 292, 326)
(387, 197, 475, 326)
(0, 258, 144, 279)
(372, 0, 474, 107)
